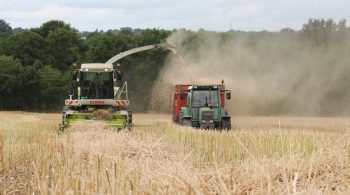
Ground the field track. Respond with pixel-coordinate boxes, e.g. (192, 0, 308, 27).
(0, 112, 349, 194)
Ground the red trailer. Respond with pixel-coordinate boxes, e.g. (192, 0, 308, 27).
(172, 84, 190, 122)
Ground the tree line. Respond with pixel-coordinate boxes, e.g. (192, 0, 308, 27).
(0, 19, 170, 111)
(1, 18, 350, 115)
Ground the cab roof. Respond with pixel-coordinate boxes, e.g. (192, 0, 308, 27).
(80, 63, 113, 72)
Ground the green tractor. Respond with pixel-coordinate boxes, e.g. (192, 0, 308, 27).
(173, 82, 231, 130)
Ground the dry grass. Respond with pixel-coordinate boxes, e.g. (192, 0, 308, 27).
(0, 112, 349, 194)
(94, 109, 113, 120)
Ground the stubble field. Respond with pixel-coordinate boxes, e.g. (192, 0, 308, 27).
(0, 112, 349, 194)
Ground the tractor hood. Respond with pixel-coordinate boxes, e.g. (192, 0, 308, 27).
(192, 107, 219, 121)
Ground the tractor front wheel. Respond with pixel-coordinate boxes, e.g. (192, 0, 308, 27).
(180, 112, 192, 127)
(182, 119, 192, 126)
(221, 118, 231, 131)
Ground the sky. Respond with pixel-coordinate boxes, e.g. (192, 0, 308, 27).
(0, 0, 349, 32)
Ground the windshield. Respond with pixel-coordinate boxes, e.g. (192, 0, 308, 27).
(80, 72, 113, 99)
(82, 72, 111, 81)
(192, 90, 219, 107)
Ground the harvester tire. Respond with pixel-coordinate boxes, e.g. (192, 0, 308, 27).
(127, 109, 133, 125)
(58, 124, 64, 134)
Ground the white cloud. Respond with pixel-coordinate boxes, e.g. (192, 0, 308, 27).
(0, 0, 349, 31)
(1, 4, 117, 30)
(227, 4, 262, 18)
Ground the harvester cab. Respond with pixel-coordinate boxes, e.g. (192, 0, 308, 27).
(173, 81, 231, 130)
(59, 63, 132, 131)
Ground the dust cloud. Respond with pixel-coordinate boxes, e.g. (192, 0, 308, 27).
(150, 30, 350, 116)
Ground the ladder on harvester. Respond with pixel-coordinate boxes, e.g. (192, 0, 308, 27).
(114, 81, 128, 100)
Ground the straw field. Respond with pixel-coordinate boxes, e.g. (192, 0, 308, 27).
(0, 112, 349, 194)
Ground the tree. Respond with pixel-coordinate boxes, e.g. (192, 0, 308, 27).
(17, 65, 41, 110)
(30, 20, 82, 71)
(38, 65, 69, 110)
(300, 18, 349, 46)
(47, 28, 80, 71)
(84, 34, 133, 62)
(32, 20, 74, 38)
(0, 19, 12, 38)
(0, 31, 51, 66)
(12, 27, 26, 34)
(120, 27, 133, 35)
(135, 28, 170, 46)
(0, 55, 22, 109)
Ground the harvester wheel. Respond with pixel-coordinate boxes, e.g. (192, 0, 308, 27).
(127, 109, 133, 125)
(58, 124, 64, 134)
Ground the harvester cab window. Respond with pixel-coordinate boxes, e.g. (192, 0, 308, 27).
(93, 73, 102, 85)
(192, 90, 219, 107)
(80, 72, 113, 99)
(82, 72, 110, 82)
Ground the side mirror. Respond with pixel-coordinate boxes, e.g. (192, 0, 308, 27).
(226, 91, 231, 100)
(72, 70, 79, 81)
(180, 92, 186, 100)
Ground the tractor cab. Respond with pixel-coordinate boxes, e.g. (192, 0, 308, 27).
(188, 85, 223, 129)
